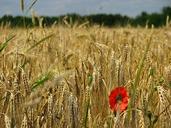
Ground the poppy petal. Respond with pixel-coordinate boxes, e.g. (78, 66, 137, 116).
(109, 86, 129, 113)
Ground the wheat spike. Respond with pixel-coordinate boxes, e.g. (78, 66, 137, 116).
(4, 115, 11, 128)
(47, 88, 53, 128)
(115, 58, 122, 86)
(157, 86, 171, 127)
(9, 92, 16, 128)
(36, 116, 40, 128)
(138, 111, 145, 128)
(68, 93, 78, 128)
(22, 70, 30, 96)
(164, 65, 171, 86)
(21, 113, 28, 128)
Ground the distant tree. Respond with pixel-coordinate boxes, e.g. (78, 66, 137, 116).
(148, 13, 164, 27)
(133, 12, 148, 26)
(162, 6, 171, 16)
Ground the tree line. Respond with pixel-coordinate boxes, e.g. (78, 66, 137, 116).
(0, 6, 171, 28)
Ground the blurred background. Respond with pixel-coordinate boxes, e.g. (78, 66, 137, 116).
(0, 0, 171, 27)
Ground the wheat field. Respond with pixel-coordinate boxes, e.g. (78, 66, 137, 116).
(0, 24, 171, 128)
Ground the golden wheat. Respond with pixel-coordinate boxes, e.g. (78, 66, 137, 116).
(0, 25, 171, 128)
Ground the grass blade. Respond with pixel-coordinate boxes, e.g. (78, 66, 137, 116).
(26, 34, 54, 52)
(0, 35, 15, 53)
(26, 0, 38, 14)
(31, 72, 53, 91)
(20, 0, 25, 13)
(132, 39, 151, 101)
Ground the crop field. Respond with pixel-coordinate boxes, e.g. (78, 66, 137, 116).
(0, 25, 171, 128)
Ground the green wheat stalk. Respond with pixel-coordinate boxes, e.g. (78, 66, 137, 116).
(0, 35, 15, 53)
(131, 37, 152, 127)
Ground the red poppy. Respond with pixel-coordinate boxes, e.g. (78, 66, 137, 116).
(109, 87, 129, 113)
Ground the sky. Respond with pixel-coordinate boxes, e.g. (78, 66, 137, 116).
(0, 0, 171, 17)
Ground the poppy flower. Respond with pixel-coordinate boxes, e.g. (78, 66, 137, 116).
(109, 87, 129, 113)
